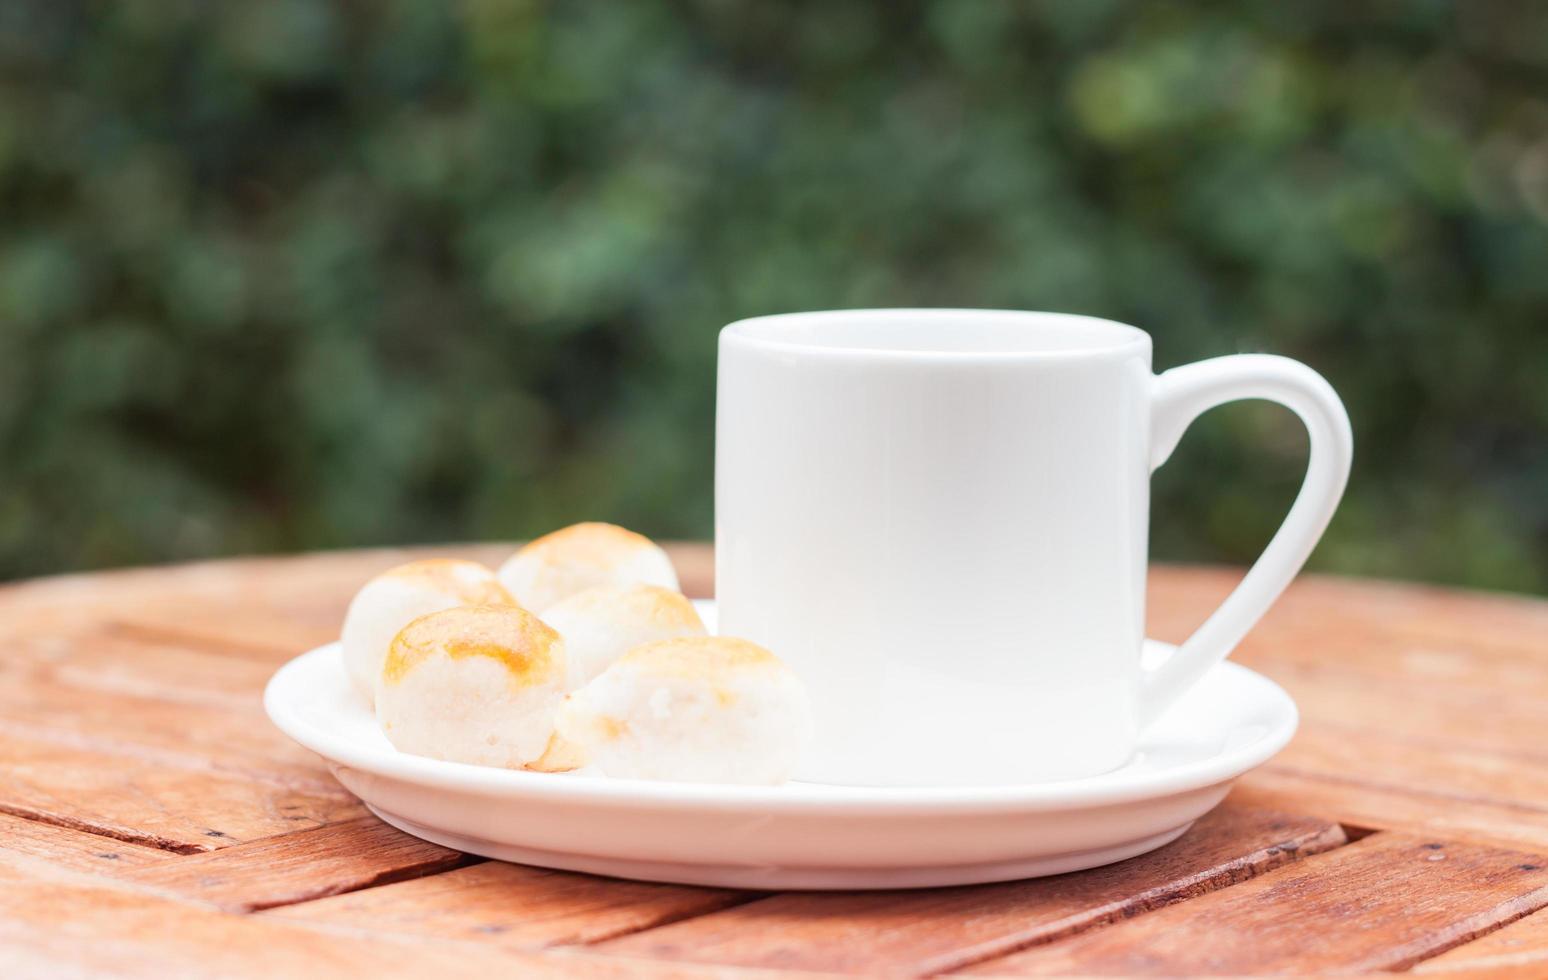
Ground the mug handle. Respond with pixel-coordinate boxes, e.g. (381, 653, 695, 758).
(1140, 354, 1353, 726)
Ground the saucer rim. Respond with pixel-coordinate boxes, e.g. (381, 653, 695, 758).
(264, 641, 1297, 815)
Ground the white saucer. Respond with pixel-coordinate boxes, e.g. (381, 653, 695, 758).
(264, 602, 1297, 889)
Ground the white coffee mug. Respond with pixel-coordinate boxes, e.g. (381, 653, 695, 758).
(715, 309, 1351, 786)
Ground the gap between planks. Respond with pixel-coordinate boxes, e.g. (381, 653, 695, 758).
(112, 811, 761, 939)
(0, 809, 176, 872)
(1415, 904, 1548, 974)
(952, 834, 1548, 976)
(559, 804, 1352, 974)
(147, 803, 1360, 962)
(270, 872, 768, 951)
(23, 794, 1544, 975)
(0, 801, 207, 856)
(124, 816, 478, 912)
(0, 851, 769, 980)
(0, 725, 363, 852)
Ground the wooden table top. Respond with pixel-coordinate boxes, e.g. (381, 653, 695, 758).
(2, 543, 1545, 978)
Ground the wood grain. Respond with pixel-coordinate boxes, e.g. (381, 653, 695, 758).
(1271, 725, 1548, 807)
(1258, 655, 1548, 764)
(1234, 768, 1548, 851)
(1151, 569, 1548, 762)
(93, 542, 714, 660)
(591, 803, 1344, 974)
(127, 816, 468, 912)
(0, 671, 340, 790)
(0, 549, 1542, 978)
(1248, 724, 1548, 852)
(959, 834, 1548, 975)
(1415, 907, 1548, 974)
(1146, 565, 1548, 657)
(0, 851, 759, 979)
(6, 631, 279, 707)
(0, 810, 172, 874)
(0, 729, 360, 853)
(270, 859, 751, 948)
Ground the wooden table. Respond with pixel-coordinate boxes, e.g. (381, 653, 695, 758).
(2, 544, 1546, 977)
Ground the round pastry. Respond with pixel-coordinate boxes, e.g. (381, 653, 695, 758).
(541, 584, 707, 690)
(496, 522, 678, 613)
(341, 559, 514, 704)
(554, 635, 813, 784)
(376, 605, 567, 769)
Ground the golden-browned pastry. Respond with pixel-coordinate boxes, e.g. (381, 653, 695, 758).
(376, 605, 566, 769)
(496, 522, 678, 613)
(341, 559, 514, 704)
(554, 636, 812, 784)
(541, 584, 706, 690)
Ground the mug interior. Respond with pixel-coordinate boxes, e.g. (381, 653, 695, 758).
(724, 309, 1148, 356)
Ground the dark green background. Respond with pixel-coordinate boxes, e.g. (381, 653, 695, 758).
(2, 1, 1545, 593)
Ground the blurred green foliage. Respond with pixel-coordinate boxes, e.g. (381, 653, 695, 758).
(0, 0, 1545, 592)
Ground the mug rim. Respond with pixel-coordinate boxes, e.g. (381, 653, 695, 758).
(721, 308, 1151, 360)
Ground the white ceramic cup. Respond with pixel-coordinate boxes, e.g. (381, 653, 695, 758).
(715, 309, 1351, 786)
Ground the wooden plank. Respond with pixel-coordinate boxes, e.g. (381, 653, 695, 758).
(1244, 606, 1548, 687)
(1234, 769, 1548, 850)
(1255, 572, 1548, 662)
(0, 673, 340, 791)
(1148, 570, 1548, 764)
(6, 630, 280, 708)
(0, 629, 337, 790)
(590, 803, 1343, 974)
(1148, 566, 1548, 855)
(0, 545, 712, 860)
(1415, 907, 1548, 974)
(0, 553, 1538, 977)
(1279, 721, 1548, 795)
(270, 858, 751, 949)
(0, 729, 360, 853)
(109, 599, 349, 660)
(0, 810, 173, 874)
(1147, 566, 1548, 666)
(0, 546, 487, 657)
(1257, 656, 1548, 765)
(958, 834, 1548, 975)
(127, 816, 467, 912)
(0, 550, 406, 642)
(1264, 727, 1548, 843)
(0, 852, 740, 979)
